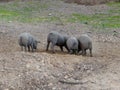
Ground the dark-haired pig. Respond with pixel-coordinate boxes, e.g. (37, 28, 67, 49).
(18, 32, 40, 52)
(78, 34, 92, 57)
(46, 31, 69, 53)
(66, 37, 78, 54)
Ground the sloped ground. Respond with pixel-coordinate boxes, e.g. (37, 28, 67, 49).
(0, 0, 120, 90)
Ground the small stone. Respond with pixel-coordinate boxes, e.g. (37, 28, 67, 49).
(8, 21, 12, 23)
(64, 75, 68, 79)
(48, 83, 53, 86)
(52, 87, 56, 90)
(4, 89, 9, 90)
(48, 13, 52, 16)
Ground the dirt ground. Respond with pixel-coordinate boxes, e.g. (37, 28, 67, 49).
(0, 0, 120, 90)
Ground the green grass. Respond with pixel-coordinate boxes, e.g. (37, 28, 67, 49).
(67, 13, 120, 28)
(0, 1, 119, 28)
(66, 2, 120, 29)
(0, 9, 19, 21)
(67, 13, 92, 23)
(94, 2, 120, 28)
(107, 2, 120, 6)
(91, 13, 120, 28)
(0, 1, 56, 23)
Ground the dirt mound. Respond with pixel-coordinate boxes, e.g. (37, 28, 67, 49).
(0, 0, 120, 89)
(0, 21, 120, 89)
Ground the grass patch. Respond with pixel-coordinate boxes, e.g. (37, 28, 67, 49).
(66, 2, 120, 28)
(67, 13, 92, 24)
(0, 1, 119, 28)
(67, 6, 120, 28)
(0, 1, 63, 23)
(107, 2, 120, 7)
(0, 9, 19, 21)
(91, 14, 120, 28)
(0, 1, 52, 23)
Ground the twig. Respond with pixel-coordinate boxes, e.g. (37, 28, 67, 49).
(59, 79, 86, 85)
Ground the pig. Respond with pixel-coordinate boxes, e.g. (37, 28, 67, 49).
(18, 32, 39, 52)
(66, 37, 78, 54)
(77, 34, 92, 57)
(46, 31, 69, 53)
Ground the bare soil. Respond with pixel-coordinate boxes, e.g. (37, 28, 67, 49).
(0, 0, 120, 90)
(64, 0, 120, 5)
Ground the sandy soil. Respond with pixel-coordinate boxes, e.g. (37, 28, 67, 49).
(0, 0, 120, 90)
